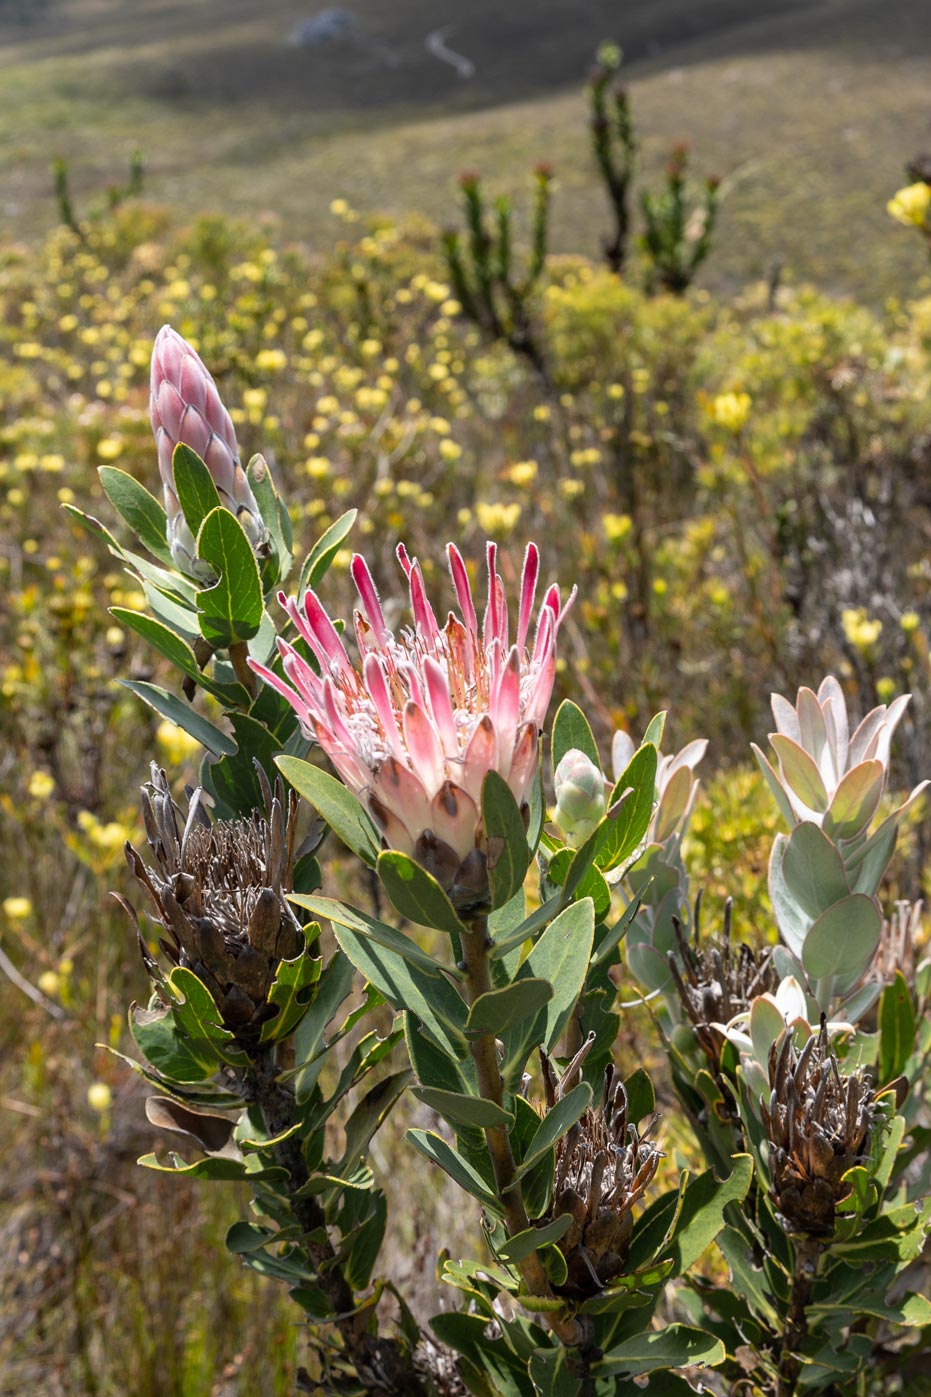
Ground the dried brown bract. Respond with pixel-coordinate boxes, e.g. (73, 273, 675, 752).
(543, 1054, 662, 1297)
(124, 764, 304, 1045)
(668, 896, 778, 1074)
(761, 1025, 874, 1236)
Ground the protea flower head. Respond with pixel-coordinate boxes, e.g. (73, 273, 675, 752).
(149, 325, 265, 576)
(124, 765, 304, 1045)
(762, 1024, 874, 1236)
(251, 542, 574, 910)
(544, 1055, 662, 1297)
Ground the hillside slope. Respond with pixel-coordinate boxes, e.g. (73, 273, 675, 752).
(1, 0, 928, 297)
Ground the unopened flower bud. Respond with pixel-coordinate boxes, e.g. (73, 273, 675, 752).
(554, 748, 608, 844)
(149, 325, 265, 577)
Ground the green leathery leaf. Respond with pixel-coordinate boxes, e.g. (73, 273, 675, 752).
(623, 1068, 655, 1125)
(514, 1082, 592, 1180)
(62, 501, 122, 553)
(289, 894, 452, 979)
(172, 443, 221, 539)
(195, 506, 264, 645)
(879, 972, 916, 1085)
(340, 1070, 411, 1172)
(521, 897, 595, 1056)
(551, 699, 600, 772)
(299, 509, 357, 594)
(594, 1324, 725, 1379)
(259, 946, 321, 1044)
(597, 743, 658, 872)
(405, 1014, 474, 1096)
(291, 950, 356, 1102)
(482, 769, 532, 908)
(202, 712, 292, 820)
(98, 465, 174, 565)
(377, 850, 468, 936)
(247, 453, 292, 582)
(801, 895, 881, 986)
(781, 821, 850, 919)
(332, 921, 468, 1060)
(276, 756, 380, 866)
(590, 889, 645, 968)
(411, 1086, 513, 1129)
(716, 1226, 779, 1325)
(496, 1214, 574, 1263)
(823, 760, 885, 842)
(662, 1155, 753, 1274)
(109, 608, 246, 705)
(130, 968, 248, 1083)
(769, 734, 830, 812)
(465, 979, 552, 1039)
(406, 1130, 501, 1210)
(121, 679, 237, 756)
(547, 845, 611, 919)
(642, 711, 667, 749)
(488, 893, 563, 959)
(138, 1151, 286, 1183)
(768, 834, 811, 958)
(341, 1194, 388, 1291)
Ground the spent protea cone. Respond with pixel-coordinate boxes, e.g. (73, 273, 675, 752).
(251, 542, 574, 910)
(668, 897, 778, 1076)
(762, 1025, 874, 1236)
(543, 1055, 662, 1297)
(125, 765, 304, 1045)
(149, 325, 264, 575)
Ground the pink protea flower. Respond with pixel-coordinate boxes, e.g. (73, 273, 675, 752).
(251, 542, 575, 909)
(149, 325, 264, 575)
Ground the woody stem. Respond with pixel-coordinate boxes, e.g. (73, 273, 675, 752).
(462, 915, 584, 1348)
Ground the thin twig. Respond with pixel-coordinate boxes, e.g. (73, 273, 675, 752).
(0, 942, 65, 1019)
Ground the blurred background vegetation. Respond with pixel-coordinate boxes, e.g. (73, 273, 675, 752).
(1, 1, 930, 1391)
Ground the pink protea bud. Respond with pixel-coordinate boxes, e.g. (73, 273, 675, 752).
(149, 325, 264, 575)
(251, 542, 576, 911)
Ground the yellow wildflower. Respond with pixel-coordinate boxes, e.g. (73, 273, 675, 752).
(711, 391, 752, 433)
(27, 771, 55, 799)
(887, 182, 931, 228)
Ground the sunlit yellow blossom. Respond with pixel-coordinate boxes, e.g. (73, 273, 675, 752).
(27, 771, 55, 799)
(711, 391, 752, 433)
(3, 896, 32, 921)
(255, 348, 287, 372)
(38, 971, 60, 998)
(604, 513, 633, 546)
(156, 719, 201, 765)
(558, 479, 584, 501)
(87, 1082, 113, 1113)
(900, 610, 920, 633)
(474, 501, 521, 536)
(887, 182, 931, 228)
(438, 439, 462, 463)
(505, 460, 538, 487)
(842, 607, 883, 654)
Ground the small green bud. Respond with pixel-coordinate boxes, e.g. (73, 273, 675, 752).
(554, 748, 608, 844)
